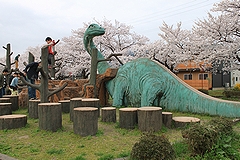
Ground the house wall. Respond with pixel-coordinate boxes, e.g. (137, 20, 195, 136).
(176, 71, 212, 90)
(231, 70, 240, 87)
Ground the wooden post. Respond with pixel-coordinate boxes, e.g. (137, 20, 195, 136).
(162, 112, 173, 128)
(28, 99, 41, 119)
(73, 107, 98, 136)
(101, 107, 116, 123)
(0, 114, 27, 130)
(0, 103, 12, 116)
(137, 107, 162, 132)
(59, 100, 70, 113)
(119, 108, 138, 129)
(69, 98, 82, 121)
(89, 48, 98, 97)
(3, 95, 19, 111)
(38, 103, 62, 132)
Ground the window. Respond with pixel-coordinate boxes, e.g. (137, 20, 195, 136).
(236, 77, 238, 82)
(199, 73, 208, 80)
(184, 74, 192, 80)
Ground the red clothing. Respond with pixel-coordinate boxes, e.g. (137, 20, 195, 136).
(48, 40, 57, 55)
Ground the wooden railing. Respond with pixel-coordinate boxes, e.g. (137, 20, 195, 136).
(183, 80, 211, 90)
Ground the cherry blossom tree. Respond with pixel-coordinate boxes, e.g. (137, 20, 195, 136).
(192, 0, 240, 73)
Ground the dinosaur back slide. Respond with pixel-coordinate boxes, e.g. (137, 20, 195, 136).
(107, 58, 240, 118)
(154, 60, 240, 118)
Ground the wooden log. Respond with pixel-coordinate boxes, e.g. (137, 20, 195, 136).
(119, 108, 138, 129)
(28, 100, 41, 119)
(0, 114, 27, 130)
(59, 100, 70, 113)
(0, 103, 12, 116)
(81, 98, 100, 117)
(73, 107, 98, 136)
(70, 98, 82, 121)
(172, 116, 200, 128)
(3, 95, 19, 111)
(101, 107, 116, 123)
(137, 107, 162, 132)
(162, 112, 173, 128)
(38, 103, 62, 132)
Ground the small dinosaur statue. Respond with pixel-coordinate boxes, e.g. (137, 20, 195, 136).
(84, 24, 240, 118)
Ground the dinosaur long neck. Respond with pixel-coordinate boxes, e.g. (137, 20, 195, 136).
(84, 36, 110, 74)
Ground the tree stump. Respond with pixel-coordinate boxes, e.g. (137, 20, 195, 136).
(28, 99, 41, 119)
(119, 108, 138, 129)
(101, 107, 116, 123)
(0, 97, 10, 103)
(73, 107, 98, 136)
(70, 98, 82, 121)
(0, 103, 12, 116)
(59, 100, 70, 113)
(172, 116, 200, 128)
(0, 114, 27, 130)
(3, 95, 19, 111)
(137, 107, 162, 132)
(38, 103, 62, 132)
(162, 112, 173, 128)
(81, 98, 100, 117)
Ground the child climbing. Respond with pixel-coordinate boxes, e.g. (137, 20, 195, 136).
(15, 54, 20, 70)
(45, 37, 59, 68)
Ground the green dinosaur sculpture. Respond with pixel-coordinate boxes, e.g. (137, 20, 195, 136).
(83, 24, 240, 118)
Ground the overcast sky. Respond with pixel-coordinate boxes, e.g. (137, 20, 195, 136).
(0, 0, 222, 58)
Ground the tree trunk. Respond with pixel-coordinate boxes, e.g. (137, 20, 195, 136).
(0, 98, 10, 103)
(101, 107, 116, 123)
(3, 95, 19, 111)
(162, 112, 173, 128)
(137, 107, 162, 132)
(172, 116, 200, 128)
(70, 98, 83, 121)
(73, 107, 98, 136)
(0, 114, 27, 130)
(59, 100, 70, 113)
(0, 103, 12, 116)
(28, 52, 35, 63)
(28, 99, 41, 119)
(40, 46, 50, 103)
(38, 103, 62, 132)
(119, 108, 138, 129)
(81, 98, 100, 116)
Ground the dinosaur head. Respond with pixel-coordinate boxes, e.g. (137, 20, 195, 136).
(84, 24, 105, 39)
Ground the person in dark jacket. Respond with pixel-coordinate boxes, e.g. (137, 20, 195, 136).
(0, 68, 9, 97)
(23, 62, 41, 99)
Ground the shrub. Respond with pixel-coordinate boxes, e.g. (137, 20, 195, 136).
(208, 117, 233, 135)
(223, 90, 240, 98)
(233, 83, 240, 91)
(182, 123, 218, 156)
(130, 132, 175, 160)
(182, 118, 234, 157)
(198, 89, 209, 95)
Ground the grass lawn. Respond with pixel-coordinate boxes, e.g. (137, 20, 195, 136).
(0, 89, 240, 160)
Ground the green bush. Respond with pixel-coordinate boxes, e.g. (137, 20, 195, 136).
(130, 132, 175, 160)
(208, 117, 233, 135)
(223, 90, 240, 98)
(182, 123, 218, 156)
(182, 118, 234, 157)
